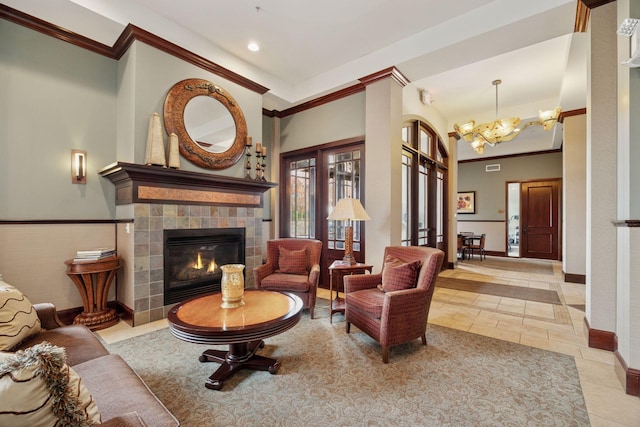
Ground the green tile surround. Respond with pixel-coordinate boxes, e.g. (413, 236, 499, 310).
(132, 203, 263, 325)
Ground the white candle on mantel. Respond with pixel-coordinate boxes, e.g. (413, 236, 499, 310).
(262, 146, 267, 156)
(246, 136, 252, 146)
(256, 142, 262, 153)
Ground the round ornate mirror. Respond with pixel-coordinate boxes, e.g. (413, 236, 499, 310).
(164, 78, 247, 170)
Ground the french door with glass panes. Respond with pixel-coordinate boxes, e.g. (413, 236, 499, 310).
(280, 140, 365, 287)
(401, 121, 448, 255)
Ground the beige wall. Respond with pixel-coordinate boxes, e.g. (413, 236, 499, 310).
(615, 0, 640, 372)
(279, 92, 366, 154)
(457, 152, 563, 255)
(0, 224, 116, 310)
(0, 20, 269, 317)
(586, 2, 618, 333)
(364, 77, 404, 269)
(562, 115, 587, 277)
(0, 20, 117, 220)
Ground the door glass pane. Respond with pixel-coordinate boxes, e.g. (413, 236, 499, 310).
(328, 149, 363, 253)
(402, 152, 412, 246)
(402, 126, 410, 144)
(420, 129, 431, 156)
(288, 158, 316, 238)
(508, 182, 520, 257)
(436, 169, 444, 244)
(418, 163, 429, 246)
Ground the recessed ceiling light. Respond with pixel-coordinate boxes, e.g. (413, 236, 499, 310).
(247, 42, 260, 52)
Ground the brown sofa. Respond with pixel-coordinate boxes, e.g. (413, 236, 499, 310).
(13, 303, 179, 427)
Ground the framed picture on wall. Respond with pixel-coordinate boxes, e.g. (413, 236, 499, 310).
(457, 191, 476, 214)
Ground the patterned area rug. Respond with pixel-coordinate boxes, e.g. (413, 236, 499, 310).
(107, 303, 589, 427)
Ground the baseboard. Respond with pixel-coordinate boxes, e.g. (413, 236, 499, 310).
(485, 251, 507, 257)
(115, 301, 134, 326)
(584, 317, 616, 351)
(56, 300, 133, 327)
(614, 350, 640, 397)
(57, 306, 82, 326)
(564, 273, 586, 284)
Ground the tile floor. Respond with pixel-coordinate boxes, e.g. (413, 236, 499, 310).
(99, 256, 640, 426)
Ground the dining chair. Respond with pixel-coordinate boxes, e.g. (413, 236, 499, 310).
(467, 234, 486, 260)
(457, 235, 468, 261)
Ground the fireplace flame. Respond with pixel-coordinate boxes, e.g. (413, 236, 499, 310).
(208, 260, 217, 273)
(193, 253, 204, 270)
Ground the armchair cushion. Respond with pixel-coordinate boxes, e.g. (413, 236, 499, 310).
(345, 288, 384, 318)
(261, 273, 310, 292)
(0, 280, 41, 351)
(378, 256, 421, 292)
(0, 343, 101, 426)
(277, 247, 308, 275)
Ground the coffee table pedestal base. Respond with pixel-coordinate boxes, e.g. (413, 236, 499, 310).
(199, 340, 281, 390)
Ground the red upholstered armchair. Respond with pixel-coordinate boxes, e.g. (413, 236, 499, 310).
(253, 238, 322, 318)
(344, 246, 444, 363)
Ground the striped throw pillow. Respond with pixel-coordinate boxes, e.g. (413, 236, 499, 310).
(0, 280, 41, 351)
(0, 343, 101, 426)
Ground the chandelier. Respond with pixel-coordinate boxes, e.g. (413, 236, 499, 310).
(454, 79, 561, 155)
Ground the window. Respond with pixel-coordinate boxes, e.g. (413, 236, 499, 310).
(287, 157, 316, 238)
(401, 121, 448, 251)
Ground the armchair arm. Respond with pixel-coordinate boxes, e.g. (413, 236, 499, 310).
(33, 303, 66, 329)
(253, 263, 275, 289)
(380, 289, 431, 342)
(308, 264, 321, 286)
(344, 273, 382, 293)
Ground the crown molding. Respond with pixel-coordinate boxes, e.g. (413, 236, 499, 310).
(359, 66, 410, 87)
(580, 0, 615, 9)
(0, 4, 269, 95)
(0, 4, 114, 57)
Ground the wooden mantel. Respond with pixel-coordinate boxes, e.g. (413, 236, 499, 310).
(99, 162, 277, 208)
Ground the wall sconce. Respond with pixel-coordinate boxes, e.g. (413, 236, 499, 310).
(71, 149, 87, 184)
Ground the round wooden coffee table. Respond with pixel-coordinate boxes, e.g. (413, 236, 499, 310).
(167, 289, 303, 390)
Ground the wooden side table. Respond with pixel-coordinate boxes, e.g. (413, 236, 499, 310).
(64, 255, 121, 330)
(328, 261, 373, 323)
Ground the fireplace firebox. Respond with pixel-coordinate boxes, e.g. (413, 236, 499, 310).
(163, 228, 245, 305)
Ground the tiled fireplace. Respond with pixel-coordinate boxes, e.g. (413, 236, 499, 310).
(132, 203, 262, 324)
(100, 162, 276, 326)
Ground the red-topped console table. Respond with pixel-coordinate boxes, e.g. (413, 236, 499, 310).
(64, 255, 121, 330)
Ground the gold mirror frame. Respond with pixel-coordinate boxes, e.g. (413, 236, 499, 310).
(164, 78, 247, 170)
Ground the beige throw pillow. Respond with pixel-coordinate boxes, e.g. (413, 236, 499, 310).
(0, 280, 41, 351)
(0, 343, 101, 426)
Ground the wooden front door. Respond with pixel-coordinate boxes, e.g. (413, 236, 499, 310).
(520, 179, 561, 260)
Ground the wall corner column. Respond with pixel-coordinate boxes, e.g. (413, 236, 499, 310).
(361, 68, 408, 268)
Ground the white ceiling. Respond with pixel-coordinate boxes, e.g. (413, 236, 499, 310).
(4, 0, 588, 160)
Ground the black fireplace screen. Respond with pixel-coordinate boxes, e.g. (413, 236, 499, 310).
(163, 228, 245, 305)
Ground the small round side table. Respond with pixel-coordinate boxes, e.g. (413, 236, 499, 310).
(64, 255, 121, 330)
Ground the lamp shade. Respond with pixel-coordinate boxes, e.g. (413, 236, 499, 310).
(327, 198, 370, 221)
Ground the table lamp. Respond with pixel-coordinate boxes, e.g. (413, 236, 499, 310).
(327, 198, 370, 264)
